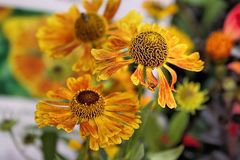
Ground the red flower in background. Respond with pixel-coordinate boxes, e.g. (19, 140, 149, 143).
(183, 135, 202, 149)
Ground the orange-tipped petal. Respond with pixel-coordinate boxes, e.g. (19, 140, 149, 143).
(228, 61, 240, 74)
(224, 3, 240, 41)
(83, 0, 103, 12)
(103, 0, 121, 20)
(168, 52, 204, 72)
(146, 67, 158, 91)
(66, 75, 91, 92)
(164, 64, 177, 89)
(157, 68, 176, 108)
(130, 64, 145, 86)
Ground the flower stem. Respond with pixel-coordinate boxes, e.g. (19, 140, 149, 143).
(9, 130, 33, 160)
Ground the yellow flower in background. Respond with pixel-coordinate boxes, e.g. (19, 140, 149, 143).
(176, 80, 208, 113)
(104, 145, 119, 159)
(35, 75, 141, 151)
(37, 0, 121, 73)
(166, 26, 194, 52)
(0, 7, 12, 22)
(142, 0, 178, 20)
(68, 139, 82, 151)
(92, 23, 204, 108)
(3, 17, 77, 97)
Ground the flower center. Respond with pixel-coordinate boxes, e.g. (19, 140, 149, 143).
(129, 31, 168, 67)
(70, 89, 105, 119)
(75, 13, 107, 42)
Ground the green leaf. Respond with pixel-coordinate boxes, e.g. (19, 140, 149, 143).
(41, 127, 58, 160)
(182, 0, 208, 6)
(126, 144, 144, 160)
(168, 112, 189, 147)
(142, 114, 162, 151)
(148, 145, 184, 160)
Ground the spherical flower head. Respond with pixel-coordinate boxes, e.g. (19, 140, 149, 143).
(175, 79, 208, 113)
(206, 31, 233, 60)
(92, 22, 204, 109)
(35, 75, 141, 151)
(37, 0, 121, 73)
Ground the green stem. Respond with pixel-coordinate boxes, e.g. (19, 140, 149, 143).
(9, 130, 33, 160)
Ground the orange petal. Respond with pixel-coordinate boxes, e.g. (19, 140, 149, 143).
(66, 75, 91, 92)
(105, 92, 137, 106)
(164, 64, 177, 89)
(103, 0, 121, 20)
(167, 52, 204, 72)
(223, 4, 240, 41)
(35, 102, 77, 132)
(146, 67, 158, 91)
(92, 48, 127, 61)
(47, 87, 74, 100)
(80, 120, 99, 138)
(83, 0, 103, 12)
(157, 68, 176, 108)
(130, 64, 146, 86)
(105, 36, 129, 50)
(96, 59, 133, 80)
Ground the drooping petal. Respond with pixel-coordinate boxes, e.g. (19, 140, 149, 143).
(66, 75, 91, 92)
(223, 4, 240, 41)
(146, 67, 158, 91)
(103, 0, 121, 20)
(80, 119, 99, 139)
(130, 64, 146, 86)
(35, 102, 77, 133)
(163, 64, 177, 89)
(83, 0, 103, 13)
(157, 68, 176, 108)
(167, 52, 204, 72)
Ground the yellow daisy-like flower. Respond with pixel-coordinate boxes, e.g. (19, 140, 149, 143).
(166, 26, 194, 52)
(92, 23, 204, 108)
(68, 139, 82, 151)
(175, 79, 208, 113)
(142, 0, 178, 20)
(35, 75, 141, 151)
(36, 0, 121, 73)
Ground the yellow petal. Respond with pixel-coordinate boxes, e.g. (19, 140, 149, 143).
(103, 0, 121, 20)
(83, 0, 103, 12)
